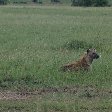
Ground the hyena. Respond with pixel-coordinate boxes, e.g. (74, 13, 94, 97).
(61, 49, 99, 72)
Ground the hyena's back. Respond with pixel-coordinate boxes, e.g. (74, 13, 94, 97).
(61, 49, 100, 72)
(61, 60, 87, 71)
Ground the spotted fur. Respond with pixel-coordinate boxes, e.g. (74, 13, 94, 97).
(61, 49, 99, 72)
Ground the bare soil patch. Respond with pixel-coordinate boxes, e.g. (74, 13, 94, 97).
(0, 85, 112, 100)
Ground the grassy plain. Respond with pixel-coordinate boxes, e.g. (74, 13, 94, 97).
(0, 5, 112, 111)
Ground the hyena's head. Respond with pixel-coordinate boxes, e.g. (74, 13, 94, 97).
(87, 49, 99, 59)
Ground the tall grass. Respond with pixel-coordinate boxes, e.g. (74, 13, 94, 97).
(0, 6, 112, 90)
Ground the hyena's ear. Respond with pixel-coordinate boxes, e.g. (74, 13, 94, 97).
(93, 48, 96, 52)
(87, 49, 91, 53)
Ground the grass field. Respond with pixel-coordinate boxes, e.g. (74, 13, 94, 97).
(0, 5, 112, 111)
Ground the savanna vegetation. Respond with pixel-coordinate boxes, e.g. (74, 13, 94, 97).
(0, 0, 112, 6)
(0, 4, 112, 112)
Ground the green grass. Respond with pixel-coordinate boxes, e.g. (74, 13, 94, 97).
(0, 93, 112, 112)
(0, 5, 112, 111)
(0, 100, 37, 112)
(0, 6, 112, 89)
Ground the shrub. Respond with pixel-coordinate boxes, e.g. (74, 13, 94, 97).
(82, 0, 95, 6)
(95, 0, 108, 6)
(0, 0, 9, 5)
(33, 0, 43, 4)
(72, 0, 109, 6)
(71, 0, 95, 6)
(51, 0, 60, 3)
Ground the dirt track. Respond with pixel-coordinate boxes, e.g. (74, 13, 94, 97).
(0, 86, 112, 100)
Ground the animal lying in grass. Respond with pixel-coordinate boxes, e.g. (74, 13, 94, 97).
(61, 49, 99, 71)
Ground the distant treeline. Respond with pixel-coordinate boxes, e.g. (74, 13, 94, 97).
(0, 0, 111, 6)
(72, 0, 111, 6)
